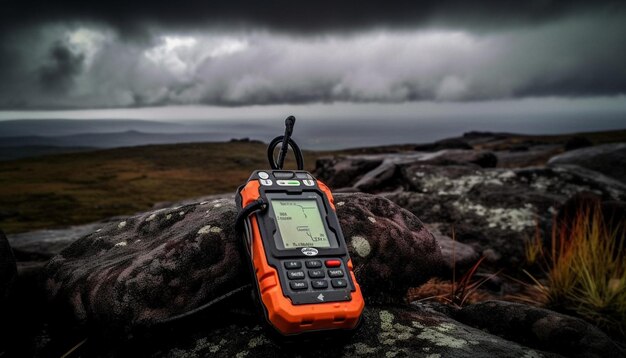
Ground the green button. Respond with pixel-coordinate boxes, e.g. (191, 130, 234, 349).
(277, 180, 301, 186)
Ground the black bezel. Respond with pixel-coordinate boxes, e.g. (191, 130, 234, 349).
(265, 192, 339, 251)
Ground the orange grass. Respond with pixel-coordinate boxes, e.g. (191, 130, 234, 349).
(525, 203, 626, 336)
(408, 256, 500, 308)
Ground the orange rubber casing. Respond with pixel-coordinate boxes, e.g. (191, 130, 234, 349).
(239, 180, 364, 335)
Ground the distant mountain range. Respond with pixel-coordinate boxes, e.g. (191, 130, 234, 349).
(0, 119, 275, 161)
(0, 119, 189, 137)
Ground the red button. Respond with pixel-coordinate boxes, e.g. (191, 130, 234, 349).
(325, 260, 341, 267)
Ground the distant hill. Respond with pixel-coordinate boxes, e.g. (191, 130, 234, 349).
(0, 119, 188, 137)
(0, 146, 95, 161)
(0, 130, 232, 148)
(0, 119, 278, 160)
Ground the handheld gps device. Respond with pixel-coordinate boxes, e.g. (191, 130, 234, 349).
(235, 116, 364, 336)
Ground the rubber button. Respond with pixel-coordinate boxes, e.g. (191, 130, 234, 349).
(331, 278, 348, 288)
(311, 280, 328, 289)
(328, 269, 344, 278)
(290, 281, 308, 290)
(308, 269, 325, 278)
(305, 260, 322, 268)
(284, 261, 301, 269)
(325, 260, 341, 268)
(258, 171, 269, 179)
(287, 271, 305, 280)
(295, 172, 312, 179)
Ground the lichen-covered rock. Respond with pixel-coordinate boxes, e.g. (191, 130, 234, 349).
(315, 150, 499, 192)
(548, 142, 626, 183)
(384, 165, 626, 267)
(456, 301, 626, 358)
(151, 304, 560, 358)
(44, 193, 443, 331)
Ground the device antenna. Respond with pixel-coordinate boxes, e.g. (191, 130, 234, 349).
(276, 116, 295, 169)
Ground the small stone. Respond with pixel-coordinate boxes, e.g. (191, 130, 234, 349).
(117, 221, 126, 229)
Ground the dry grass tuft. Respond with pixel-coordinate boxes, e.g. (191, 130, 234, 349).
(525, 203, 626, 336)
(407, 256, 499, 308)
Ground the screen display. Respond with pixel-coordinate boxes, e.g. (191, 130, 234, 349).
(271, 199, 331, 248)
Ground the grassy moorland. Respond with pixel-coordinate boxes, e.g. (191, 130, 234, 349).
(0, 141, 331, 234)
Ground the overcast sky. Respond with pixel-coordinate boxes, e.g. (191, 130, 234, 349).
(0, 1, 625, 127)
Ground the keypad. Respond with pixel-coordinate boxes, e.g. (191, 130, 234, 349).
(282, 259, 348, 298)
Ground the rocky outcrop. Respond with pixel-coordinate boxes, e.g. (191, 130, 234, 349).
(548, 143, 626, 183)
(44, 193, 443, 331)
(0, 230, 17, 304)
(316, 150, 499, 192)
(316, 149, 626, 269)
(456, 301, 625, 358)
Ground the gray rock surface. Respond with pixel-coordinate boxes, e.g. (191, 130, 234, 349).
(44, 193, 443, 331)
(548, 143, 626, 183)
(426, 224, 479, 271)
(153, 304, 561, 358)
(316, 150, 499, 192)
(456, 301, 626, 358)
(8, 223, 105, 261)
(0, 230, 17, 303)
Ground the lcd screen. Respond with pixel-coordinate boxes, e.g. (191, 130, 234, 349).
(271, 199, 331, 248)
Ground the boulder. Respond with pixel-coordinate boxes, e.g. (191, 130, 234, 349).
(315, 156, 383, 189)
(548, 143, 626, 183)
(456, 301, 625, 358)
(0, 230, 17, 304)
(44, 193, 443, 331)
(315, 150, 498, 192)
(425, 223, 479, 271)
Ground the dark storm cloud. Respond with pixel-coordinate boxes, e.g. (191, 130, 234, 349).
(38, 41, 85, 92)
(1, 0, 624, 35)
(0, 1, 625, 109)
